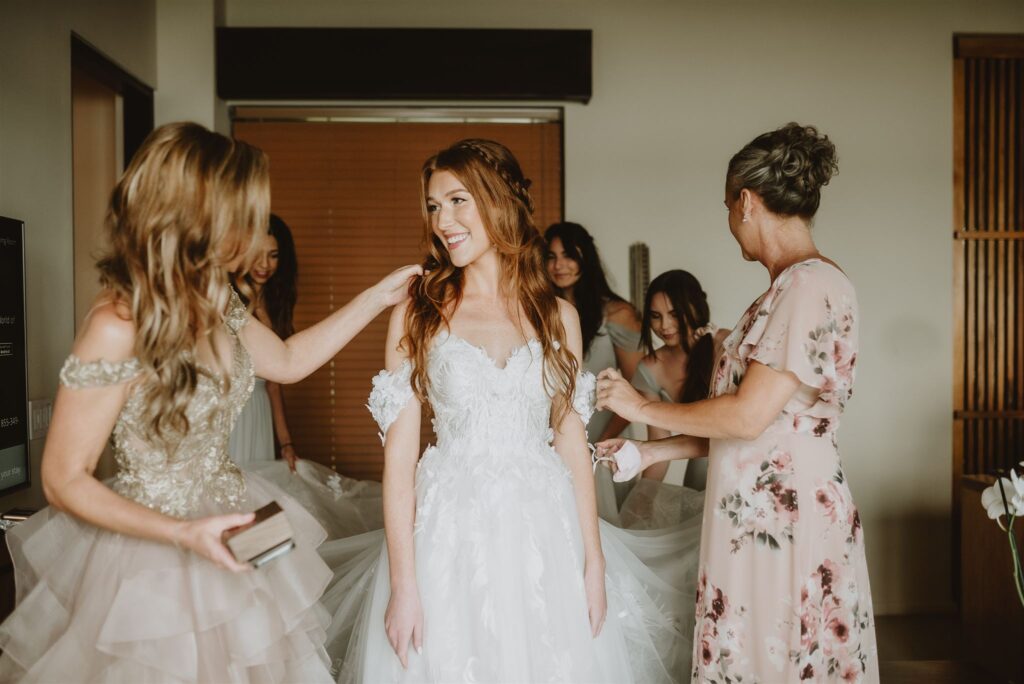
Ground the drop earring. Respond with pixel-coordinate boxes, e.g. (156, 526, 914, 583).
(742, 214, 750, 223)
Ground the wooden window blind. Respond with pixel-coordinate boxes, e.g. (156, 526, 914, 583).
(953, 36, 1024, 501)
(233, 119, 563, 480)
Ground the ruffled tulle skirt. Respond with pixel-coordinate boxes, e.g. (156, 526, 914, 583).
(318, 440, 702, 683)
(0, 472, 335, 683)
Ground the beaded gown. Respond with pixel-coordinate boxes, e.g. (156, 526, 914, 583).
(319, 330, 700, 683)
(0, 296, 336, 683)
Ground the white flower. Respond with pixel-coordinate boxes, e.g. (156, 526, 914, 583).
(981, 474, 1024, 524)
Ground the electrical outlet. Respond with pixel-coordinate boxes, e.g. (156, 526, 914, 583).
(28, 399, 52, 440)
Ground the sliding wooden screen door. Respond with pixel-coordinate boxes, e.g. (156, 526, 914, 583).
(233, 116, 563, 480)
(953, 37, 1024, 493)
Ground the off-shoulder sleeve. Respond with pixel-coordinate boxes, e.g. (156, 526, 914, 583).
(573, 371, 597, 427)
(605, 321, 641, 353)
(739, 264, 858, 398)
(59, 355, 142, 389)
(224, 290, 249, 335)
(366, 361, 414, 445)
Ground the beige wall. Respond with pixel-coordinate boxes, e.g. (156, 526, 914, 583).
(224, 0, 1024, 614)
(0, 0, 156, 509)
(155, 0, 219, 130)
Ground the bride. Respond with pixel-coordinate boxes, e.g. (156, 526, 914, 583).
(319, 139, 697, 683)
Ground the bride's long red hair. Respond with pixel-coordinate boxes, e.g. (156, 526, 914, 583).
(403, 139, 578, 420)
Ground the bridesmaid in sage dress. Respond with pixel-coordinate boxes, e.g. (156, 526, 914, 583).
(597, 123, 878, 683)
(545, 222, 643, 525)
(617, 269, 728, 529)
(229, 214, 299, 468)
(228, 215, 386, 539)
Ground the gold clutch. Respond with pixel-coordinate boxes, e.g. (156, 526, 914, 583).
(221, 501, 295, 568)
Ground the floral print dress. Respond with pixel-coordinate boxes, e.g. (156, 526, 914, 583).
(692, 259, 878, 683)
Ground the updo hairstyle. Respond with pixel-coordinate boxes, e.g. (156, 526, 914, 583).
(726, 123, 838, 220)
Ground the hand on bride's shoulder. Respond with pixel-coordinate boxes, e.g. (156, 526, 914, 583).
(372, 264, 424, 308)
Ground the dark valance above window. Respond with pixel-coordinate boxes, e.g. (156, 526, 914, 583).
(216, 28, 592, 103)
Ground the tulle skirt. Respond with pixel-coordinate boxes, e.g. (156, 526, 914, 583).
(247, 460, 383, 541)
(619, 479, 706, 530)
(318, 439, 703, 684)
(0, 472, 334, 683)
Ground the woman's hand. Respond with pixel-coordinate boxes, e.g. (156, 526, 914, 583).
(280, 444, 298, 471)
(172, 512, 256, 573)
(385, 584, 424, 668)
(595, 438, 650, 480)
(371, 265, 424, 309)
(595, 369, 649, 423)
(585, 557, 608, 638)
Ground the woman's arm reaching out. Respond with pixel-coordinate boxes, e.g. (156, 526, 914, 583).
(242, 264, 422, 384)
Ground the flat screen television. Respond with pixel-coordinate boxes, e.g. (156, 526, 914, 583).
(0, 217, 29, 495)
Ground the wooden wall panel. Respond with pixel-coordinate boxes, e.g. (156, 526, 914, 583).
(954, 48, 1024, 503)
(233, 120, 563, 480)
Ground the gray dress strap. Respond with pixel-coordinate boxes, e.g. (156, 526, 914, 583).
(604, 321, 641, 353)
(631, 362, 672, 402)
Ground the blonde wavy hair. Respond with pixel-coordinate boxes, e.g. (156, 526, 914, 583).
(404, 139, 578, 421)
(96, 122, 269, 444)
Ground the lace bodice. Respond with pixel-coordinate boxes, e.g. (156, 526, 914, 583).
(59, 295, 253, 517)
(368, 331, 595, 450)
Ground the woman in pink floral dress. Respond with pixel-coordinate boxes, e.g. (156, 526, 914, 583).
(596, 123, 878, 683)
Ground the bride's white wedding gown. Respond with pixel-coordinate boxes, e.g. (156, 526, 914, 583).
(318, 330, 700, 683)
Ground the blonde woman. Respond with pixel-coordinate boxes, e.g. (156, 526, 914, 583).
(320, 139, 695, 683)
(0, 122, 420, 682)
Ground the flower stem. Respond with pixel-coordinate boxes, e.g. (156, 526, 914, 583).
(1007, 516, 1024, 609)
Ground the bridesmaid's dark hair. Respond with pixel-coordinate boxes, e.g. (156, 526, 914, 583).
(235, 214, 298, 338)
(726, 123, 838, 220)
(544, 221, 628, 357)
(261, 215, 298, 338)
(640, 270, 714, 403)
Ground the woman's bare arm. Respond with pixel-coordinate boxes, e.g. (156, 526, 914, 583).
(597, 361, 801, 440)
(242, 265, 421, 384)
(379, 301, 425, 668)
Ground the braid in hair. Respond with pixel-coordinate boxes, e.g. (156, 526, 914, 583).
(455, 139, 536, 214)
(405, 139, 579, 422)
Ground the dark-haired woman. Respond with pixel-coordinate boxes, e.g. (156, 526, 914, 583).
(598, 124, 878, 682)
(617, 270, 728, 529)
(229, 214, 300, 469)
(229, 217, 385, 539)
(545, 222, 643, 442)
(546, 222, 643, 524)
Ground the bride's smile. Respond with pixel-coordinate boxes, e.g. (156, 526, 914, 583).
(426, 169, 493, 267)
